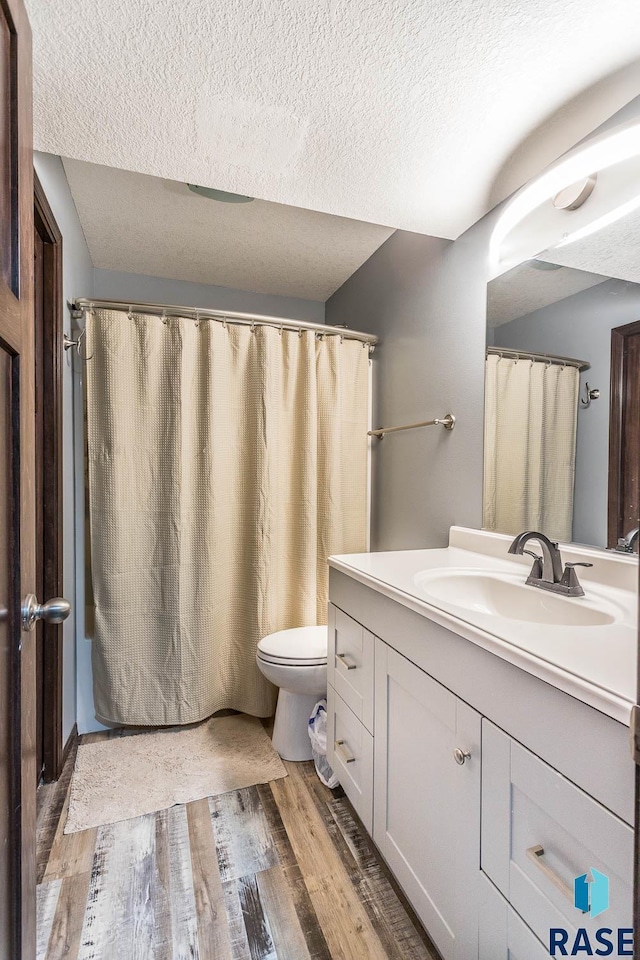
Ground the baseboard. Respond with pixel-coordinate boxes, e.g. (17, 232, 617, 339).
(60, 723, 78, 770)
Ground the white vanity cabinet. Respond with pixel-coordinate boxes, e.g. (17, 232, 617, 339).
(326, 560, 636, 960)
(374, 640, 481, 960)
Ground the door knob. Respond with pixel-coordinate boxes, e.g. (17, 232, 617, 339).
(21, 594, 71, 631)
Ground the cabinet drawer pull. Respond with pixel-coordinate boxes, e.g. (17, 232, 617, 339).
(526, 845, 575, 905)
(335, 739, 356, 764)
(337, 652, 357, 671)
(453, 747, 471, 765)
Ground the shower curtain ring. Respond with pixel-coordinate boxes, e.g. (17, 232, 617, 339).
(194, 309, 201, 328)
(278, 324, 284, 336)
(221, 316, 227, 330)
(250, 321, 256, 334)
(298, 328, 303, 338)
(161, 309, 168, 325)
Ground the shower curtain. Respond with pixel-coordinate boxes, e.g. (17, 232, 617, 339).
(85, 309, 370, 726)
(483, 353, 579, 542)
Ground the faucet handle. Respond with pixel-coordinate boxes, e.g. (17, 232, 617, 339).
(559, 561, 593, 597)
(523, 549, 543, 580)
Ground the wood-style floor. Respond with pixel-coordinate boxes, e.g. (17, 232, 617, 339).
(36, 728, 440, 960)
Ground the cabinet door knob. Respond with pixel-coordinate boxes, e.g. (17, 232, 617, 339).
(453, 747, 471, 765)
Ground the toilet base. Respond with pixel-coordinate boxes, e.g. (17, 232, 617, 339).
(272, 689, 321, 761)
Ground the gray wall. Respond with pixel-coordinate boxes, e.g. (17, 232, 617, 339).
(494, 278, 640, 548)
(93, 269, 325, 323)
(34, 152, 95, 744)
(326, 222, 496, 551)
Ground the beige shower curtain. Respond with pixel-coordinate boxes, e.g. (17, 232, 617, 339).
(86, 309, 370, 726)
(483, 354, 579, 542)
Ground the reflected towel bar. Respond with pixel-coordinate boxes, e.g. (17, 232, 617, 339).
(368, 413, 456, 439)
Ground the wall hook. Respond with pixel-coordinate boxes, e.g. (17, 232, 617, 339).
(581, 382, 600, 408)
(63, 327, 93, 361)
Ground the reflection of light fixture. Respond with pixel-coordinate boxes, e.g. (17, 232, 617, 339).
(491, 117, 640, 272)
(187, 184, 254, 203)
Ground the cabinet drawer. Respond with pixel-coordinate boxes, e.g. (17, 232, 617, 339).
(479, 873, 549, 960)
(328, 604, 374, 733)
(481, 720, 633, 946)
(327, 684, 373, 832)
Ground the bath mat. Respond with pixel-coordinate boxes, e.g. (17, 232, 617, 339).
(64, 714, 287, 834)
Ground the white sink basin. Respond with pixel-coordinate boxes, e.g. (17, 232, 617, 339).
(414, 569, 623, 627)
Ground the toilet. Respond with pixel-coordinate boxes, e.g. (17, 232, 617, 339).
(256, 625, 327, 761)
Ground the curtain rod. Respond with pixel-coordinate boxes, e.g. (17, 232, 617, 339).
(487, 346, 590, 372)
(68, 298, 378, 348)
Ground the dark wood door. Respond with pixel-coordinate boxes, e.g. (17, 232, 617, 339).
(33, 174, 65, 784)
(0, 1, 35, 958)
(34, 229, 44, 781)
(608, 320, 640, 549)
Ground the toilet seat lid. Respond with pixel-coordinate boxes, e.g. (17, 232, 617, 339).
(257, 625, 327, 665)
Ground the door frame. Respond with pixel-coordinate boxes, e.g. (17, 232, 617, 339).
(607, 318, 640, 549)
(33, 170, 65, 781)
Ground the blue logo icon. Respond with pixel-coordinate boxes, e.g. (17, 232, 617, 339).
(574, 869, 609, 919)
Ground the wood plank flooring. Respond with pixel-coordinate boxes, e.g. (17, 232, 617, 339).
(36, 728, 440, 960)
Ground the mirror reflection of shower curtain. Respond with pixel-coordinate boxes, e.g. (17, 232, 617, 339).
(483, 354, 579, 542)
(85, 309, 370, 726)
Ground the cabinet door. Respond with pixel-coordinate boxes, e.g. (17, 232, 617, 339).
(479, 874, 550, 960)
(374, 640, 481, 960)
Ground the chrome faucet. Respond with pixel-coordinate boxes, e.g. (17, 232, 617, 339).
(615, 527, 639, 554)
(508, 531, 593, 598)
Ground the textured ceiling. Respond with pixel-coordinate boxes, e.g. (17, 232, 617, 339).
(488, 262, 607, 328)
(26, 0, 640, 239)
(538, 208, 640, 284)
(62, 158, 393, 300)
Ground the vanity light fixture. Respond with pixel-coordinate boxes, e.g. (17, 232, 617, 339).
(552, 175, 597, 211)
(490, 116, 640, 272)
(553, 191, 640, 247)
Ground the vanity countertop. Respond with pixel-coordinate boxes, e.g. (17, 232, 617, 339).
(329, 526, 638, 725)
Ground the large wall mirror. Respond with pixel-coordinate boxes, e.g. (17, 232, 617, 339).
(485, 205, 640, 552)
